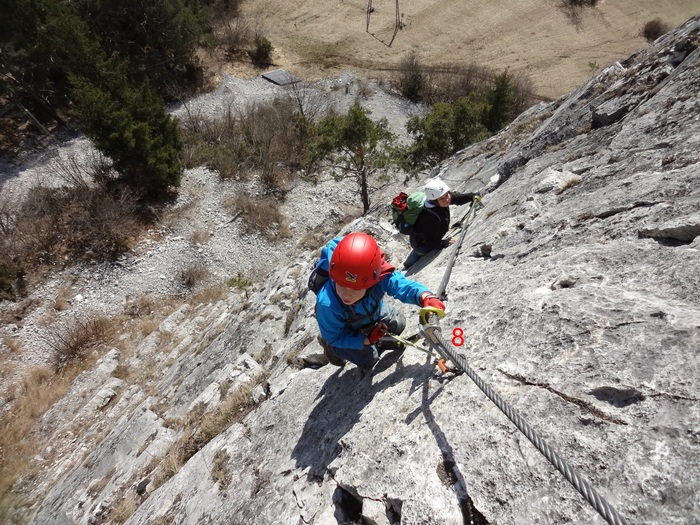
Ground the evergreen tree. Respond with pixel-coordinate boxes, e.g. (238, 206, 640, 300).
(483, 69, 516, 133)
(5, 0, 184, 200)
(0, 0, 206, 130)
(451, 96, 489, 151)
(0, 0, 71, 123)
(404, 95, 488, 171)
(72, 0, 205, 94)
(308, 105, 396, 213)
(72, 72, 182, 200)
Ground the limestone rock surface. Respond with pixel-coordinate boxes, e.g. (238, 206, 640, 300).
(19, 15, 700, 525)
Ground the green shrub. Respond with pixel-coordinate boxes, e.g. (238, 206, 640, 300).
(483, 69, 517, 133)
(73, 0, 206, 96)
(72, 76, 183, 201)
(251, 34, 273, 66)
(404, 96, 488, 171)
(397, 50, 426, 102)
(227, 272, 252, 289)
(642, 18, 670, 42)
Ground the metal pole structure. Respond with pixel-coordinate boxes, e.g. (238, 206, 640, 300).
(436, 199, 480, 300)
(366, 0, 373, 32)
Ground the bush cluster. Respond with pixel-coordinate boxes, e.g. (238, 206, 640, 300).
(396, 55, 534, 110)
(396, 58, 534, 171)
(642, 19, 671, 42)
(224, 192, 291, 242)
(0, 165, 146, 301)
(251, 35, 274, 67)
(181, 96, 312, 190)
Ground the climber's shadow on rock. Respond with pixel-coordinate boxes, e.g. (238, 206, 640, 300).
(291, 356, 428, 480)
(404, 356, 489, 524)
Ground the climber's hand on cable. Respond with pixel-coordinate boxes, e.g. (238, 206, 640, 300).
(421, 293, 446, 312)
(368, 323, 388, 344)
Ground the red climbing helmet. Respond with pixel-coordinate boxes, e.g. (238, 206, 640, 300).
(329, 232, 383, 290)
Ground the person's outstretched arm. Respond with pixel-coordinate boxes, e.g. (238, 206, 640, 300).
(450, 191, 479, 206)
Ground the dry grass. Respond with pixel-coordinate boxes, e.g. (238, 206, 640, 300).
(46, 315, 116, 371)
(0, 298, 180, 520)
(178, 262, 211, 290)
(211, 449, 232, 490)
(2, 336, 20, 353)
(191, 283, 230, 306)
(284, 302, 302, 336)
(110, 492, 140, 524)
(151, 372, 268, 487)
(254, 344, 274, 365)
(123, 294, 181, 323)
(52, 285, 73, 311)
(112, 364, 131, 380)
(87, 467, 115, 497)
(0, 365, 79, 522)
(188, 227, 211, 244)
(0, 286, 201, 522)
(555, 176, 582, 194)
(223, 192, 291, 242)
(285, 335, 314, 369)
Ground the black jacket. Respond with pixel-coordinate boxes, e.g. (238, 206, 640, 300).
(411, 192, 476, 250)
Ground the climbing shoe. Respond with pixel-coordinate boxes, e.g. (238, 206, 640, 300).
(375, 336, 406, 354)
(318, 336, 346, 367)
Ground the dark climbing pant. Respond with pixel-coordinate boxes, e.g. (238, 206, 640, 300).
(327, 304, 406, 368)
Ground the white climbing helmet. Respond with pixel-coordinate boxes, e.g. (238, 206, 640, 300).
(424, 178, 450, 201)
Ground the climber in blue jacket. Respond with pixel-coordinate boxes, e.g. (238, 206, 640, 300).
(312, 232, 445, 369)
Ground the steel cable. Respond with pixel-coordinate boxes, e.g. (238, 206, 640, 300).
(422, 325, 628, 525)
(423, 199, 628, 524)
(436, 198, 481, 300)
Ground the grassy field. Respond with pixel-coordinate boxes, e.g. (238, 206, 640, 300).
(226, 0, 699, 100)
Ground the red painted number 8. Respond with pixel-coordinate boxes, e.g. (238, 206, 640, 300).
(452, 328, 464, 347)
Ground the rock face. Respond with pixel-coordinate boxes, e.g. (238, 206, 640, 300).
(20, 16, 700, 525)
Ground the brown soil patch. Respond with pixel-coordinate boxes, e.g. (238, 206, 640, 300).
(231, 0, 698, 100)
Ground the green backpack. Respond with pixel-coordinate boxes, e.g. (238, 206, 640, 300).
(391, 191, 426, 234)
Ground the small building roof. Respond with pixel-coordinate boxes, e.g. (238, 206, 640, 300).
(261, 69, 301, 86)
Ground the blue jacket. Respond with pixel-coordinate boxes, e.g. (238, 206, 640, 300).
(315, 237, 429, 349)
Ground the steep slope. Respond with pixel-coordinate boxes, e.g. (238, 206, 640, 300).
(236, 0, 700, 99)
(19, 15, 700, 525)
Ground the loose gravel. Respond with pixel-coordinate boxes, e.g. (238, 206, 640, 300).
(0, 71, 423, 397)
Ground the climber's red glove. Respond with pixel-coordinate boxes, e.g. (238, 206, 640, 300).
(421, 294, 446, 312)
(368, 323, 388, 344)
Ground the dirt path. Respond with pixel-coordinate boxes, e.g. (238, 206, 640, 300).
(232, 0, 698, 99)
